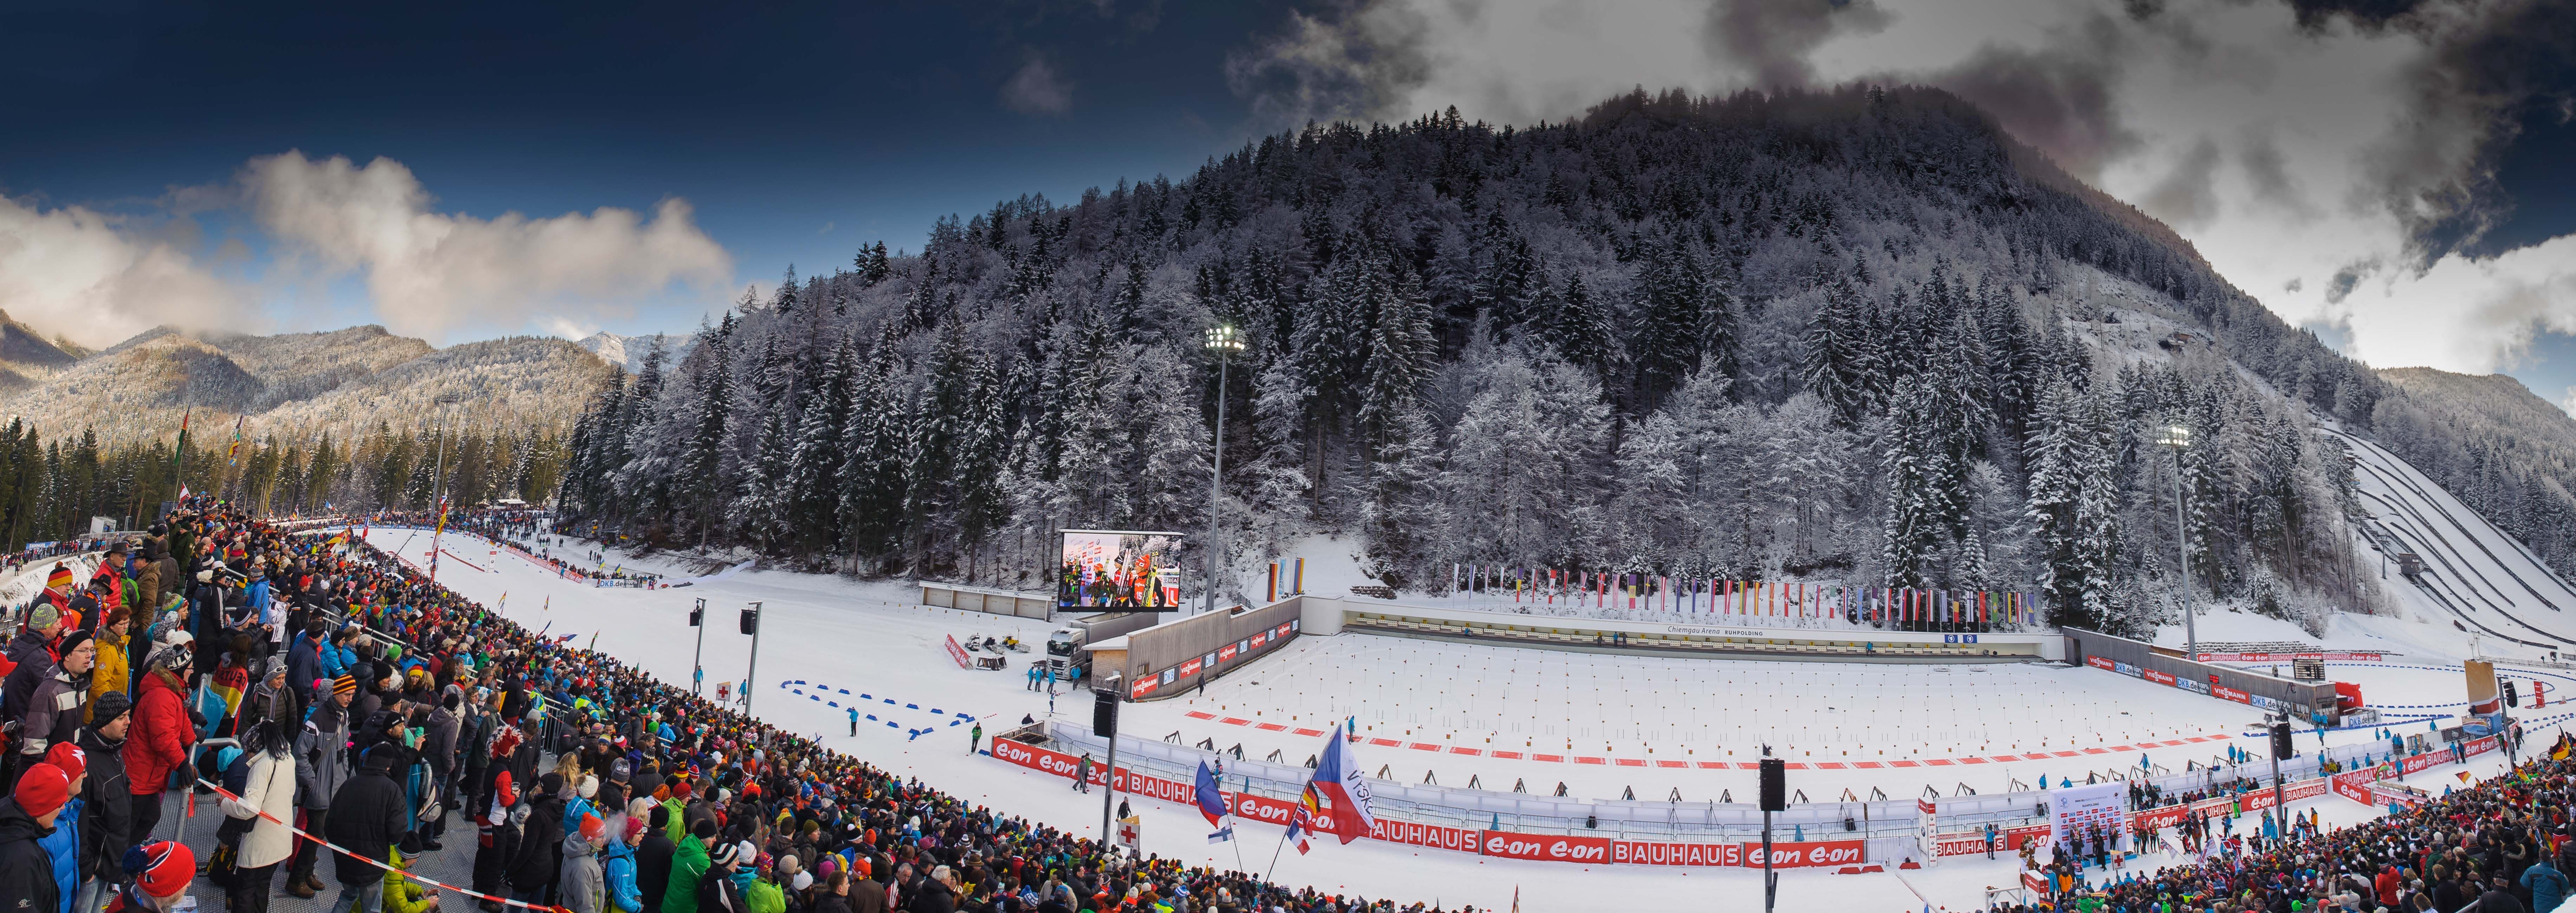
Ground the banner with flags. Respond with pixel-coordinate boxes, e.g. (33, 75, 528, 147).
(226, 414, 245, 465)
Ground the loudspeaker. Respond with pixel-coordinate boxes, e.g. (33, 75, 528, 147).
(2505, 681, 2521, 708)
(1093, 688, 1120, 738)
(2269, 721, 2294, 759)
(739, 607, 759, 635)
(688, 601, 703, 627)
(1759, 758, 1786, 811)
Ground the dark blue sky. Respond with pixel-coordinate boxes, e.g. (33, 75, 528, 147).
(2, 0, 1288, 336)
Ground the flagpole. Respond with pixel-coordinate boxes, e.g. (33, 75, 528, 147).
(1263, 824, 1290, 882)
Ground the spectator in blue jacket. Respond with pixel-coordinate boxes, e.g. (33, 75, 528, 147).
(2524, 854, 2570, 913)
(606, 815, 646, 912)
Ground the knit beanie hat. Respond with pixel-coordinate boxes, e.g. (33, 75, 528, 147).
(123, 842, 197, 900)
(624, 815, 650, 842)
(710, 839, 742, 867)
(580, 814, 606, 841)
(44, 742, 85, 784)
(91, 690, 133, 725)
(28, 603, 59, 631)
(332, 675, 359, 696)
(45, 564, 72, 591)
(13, 762, 70, 817)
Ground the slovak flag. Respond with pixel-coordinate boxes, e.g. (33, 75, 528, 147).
(1193, 760, 1234, 843)
(1309, 724, 1376, 843)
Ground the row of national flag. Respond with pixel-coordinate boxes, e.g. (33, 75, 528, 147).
(1190, 723, 1375, 855)
(1447, 565, 2037, 624)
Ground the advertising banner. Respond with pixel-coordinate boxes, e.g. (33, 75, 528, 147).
(1744, 840, 1866, 868)
(1614, 841, 1743, 866)
(995, 735, 1780, 868)
(944, 635, 971, 669)
(2330, 769, 2382, 805)
(2466, 660, 2501, 715)
(2195, 652, 2382, 663)
(2048, 782, 2127, 855)
(1934, 825, 2052, 857)
(1480, 832, 1612, 864)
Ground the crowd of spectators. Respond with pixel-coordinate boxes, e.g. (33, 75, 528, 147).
(0, 499, 1468, 913)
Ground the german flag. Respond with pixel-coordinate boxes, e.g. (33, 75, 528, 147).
(2551, 732, 2571, 761)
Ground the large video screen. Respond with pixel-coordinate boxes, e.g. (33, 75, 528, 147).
(1058, 530, 1185, 611)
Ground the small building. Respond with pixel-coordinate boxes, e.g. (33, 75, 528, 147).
(2394, 552, 2424, 579)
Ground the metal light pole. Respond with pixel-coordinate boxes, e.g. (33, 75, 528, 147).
(427, 395, 462, 581)
(2157, 424, 2197, 660)
(742, 601, 764, 715)
(2268, 718, 2289, 840)
(691, 598, 708, 696)
(1202, 325, 1244, 615)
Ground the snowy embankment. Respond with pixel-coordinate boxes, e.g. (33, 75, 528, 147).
(2327, 428, 2576, 658)
(0, 551, 99, 613)
(374, 527, 2557, 910)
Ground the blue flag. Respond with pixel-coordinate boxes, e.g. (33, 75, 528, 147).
(1193, 759, 1230, 831)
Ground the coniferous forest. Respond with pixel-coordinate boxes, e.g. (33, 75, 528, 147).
(0, 421, 565, 545)
(556, 85, 2440, 637)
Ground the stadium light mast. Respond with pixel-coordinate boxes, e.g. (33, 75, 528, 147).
(428, 393, 463, 582)
(1202, 324, 1245, 615)
(2157, 424, 2197, 659)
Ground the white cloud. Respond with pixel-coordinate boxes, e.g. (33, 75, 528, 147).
(240, 151, 734, 343)
(0, 193, 259, 349)
(1001, 55, 1076, 116)
(2, 152, 735, 349)
(1225, 0, 2576, 376)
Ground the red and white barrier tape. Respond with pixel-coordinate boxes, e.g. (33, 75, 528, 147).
(190, 777, 568, 912)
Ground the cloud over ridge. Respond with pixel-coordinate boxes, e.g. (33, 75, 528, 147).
(1223, 0, 2576, 377)
(0, 152, 734, 350)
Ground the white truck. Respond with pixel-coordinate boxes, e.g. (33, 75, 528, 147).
(1044, 611, 1159, 682)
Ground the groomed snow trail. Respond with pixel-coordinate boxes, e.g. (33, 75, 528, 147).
(372, 528, 2548, 910)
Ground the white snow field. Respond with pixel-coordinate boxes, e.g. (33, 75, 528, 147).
(366, 526, 2560, 911)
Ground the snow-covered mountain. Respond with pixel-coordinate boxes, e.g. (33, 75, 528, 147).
(0, 324, 611, 445)
(553, 85, 2418, 639)
(575, 332, 691, 374)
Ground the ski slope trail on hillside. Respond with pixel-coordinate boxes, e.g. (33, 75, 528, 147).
(2327, 428, 2576, 654)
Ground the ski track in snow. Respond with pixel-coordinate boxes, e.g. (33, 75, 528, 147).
(370, 527, 2562, 910)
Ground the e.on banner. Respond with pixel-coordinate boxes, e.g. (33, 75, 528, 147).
(1745, 840, 1866, 868)
(1480, 832, 1611, 864)
(993, 736, 1776, 867)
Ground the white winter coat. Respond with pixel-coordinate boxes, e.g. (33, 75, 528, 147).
(229, 748, 301, 868)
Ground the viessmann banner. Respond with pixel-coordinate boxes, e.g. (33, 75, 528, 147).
(988, 737, 1864, 867)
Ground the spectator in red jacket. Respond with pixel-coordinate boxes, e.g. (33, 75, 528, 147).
(122, 631, 195, 846)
